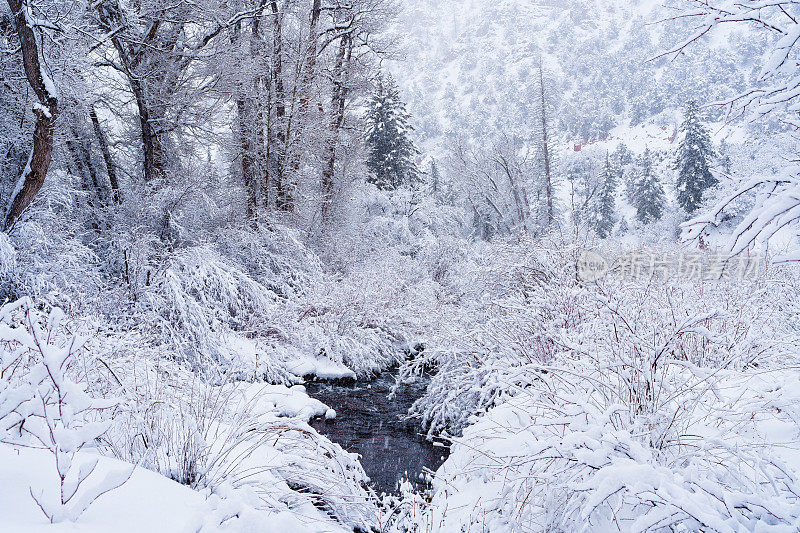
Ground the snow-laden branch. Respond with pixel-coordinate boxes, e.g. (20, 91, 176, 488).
(0, 300, 132, 523)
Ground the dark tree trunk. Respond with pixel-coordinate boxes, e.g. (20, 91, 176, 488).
(130, 77, 163, 182)
(281, 0, 322, 212)
(4, 0, 59, 231)
(95, 1, 165, 183)
(250, 0, 268, 209)
(65, 123, 104, 217)
(321, 32, 351, 222)
(236, 95, 258, 218)
(270, 0, 288, 210)
(71, 122, 104, 201)
(539, 64, 553, 225)
(89, 106, 121, 203)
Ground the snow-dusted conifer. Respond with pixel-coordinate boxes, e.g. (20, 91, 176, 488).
(429, 159, 441, 197)
(632, 148, 665, 223)
(675, 101, 717, 214)
(590, 153, 617, 238)
(365, 74, 419, 190)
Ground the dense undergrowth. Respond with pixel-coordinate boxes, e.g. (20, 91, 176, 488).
(3, 173, 800, 532)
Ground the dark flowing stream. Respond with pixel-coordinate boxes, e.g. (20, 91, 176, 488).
(307, 371, 448, 495)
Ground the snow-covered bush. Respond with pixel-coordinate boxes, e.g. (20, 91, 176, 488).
(0, 298, 130, 523)
(393, 236, 800, 531)
(144, 245, 292, 382)
(98, 364, 380, 531)
(3, 172, 103, 308)
(214, 224, 324, 298)
(418, 366, 800, 532)
(402, 236, 590, 436)
(404, 235, 794, 438)
(0, 232, 16, 300)
(297, 254, 423, 376)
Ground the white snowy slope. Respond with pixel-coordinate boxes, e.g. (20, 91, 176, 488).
(0, 377, 367, 533)
(390, 0, 762, 155)
(0, 299, 375, 533)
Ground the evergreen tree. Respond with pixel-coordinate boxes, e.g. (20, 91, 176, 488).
(675, 101, 717, 213)
(632, 148, 665, 224)
(717, 138, 732, 175)
(612, 143, 636, 197)
(590, 153, 617, 238)
(365, 74, 419, 190)
(616, 216, 630, 236)
(429, 159, 441, 197)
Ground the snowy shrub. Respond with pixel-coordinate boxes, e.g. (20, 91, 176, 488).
(0, 232, 16, 300)
(402, 236, 589, 436)
(99, 368, 379, 531)
(395, 237, 800, 531)
(379, 479, 430, 533)
(0, 172, 103, 309)
(404, 235, 795, 438)
(0, 231, 15, 278)
(417, 365, 800, 532)
(297, 256, 420, 376)
(101, 227, 163, 305)
(214, 224, 324, 298)
(145, 245, 292, 382)
(0, 298, 131, 523)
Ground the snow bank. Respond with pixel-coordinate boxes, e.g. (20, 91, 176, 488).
(0, 446, 353, 533)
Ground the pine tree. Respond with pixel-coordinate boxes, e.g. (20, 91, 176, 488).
(717, 138, 732, 175)
(632, 148, 665, 224)
(675, 101, 717, 213)
(365, 74, 419, 191)
(611, 143, 633, 190)
(429, 159, 441, 197)
(590, 153, 617, 238)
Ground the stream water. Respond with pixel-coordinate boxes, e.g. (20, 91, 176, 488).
(306, 371, 448, 495)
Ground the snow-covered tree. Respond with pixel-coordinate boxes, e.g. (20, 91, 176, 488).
(717, 138, 732, 175)
(590, 153, 617, 238)
(365, 74, 419, 191)
(429, 159, 441, 197)
(675, 101, 717, 214)
(632, 148, 665, 224)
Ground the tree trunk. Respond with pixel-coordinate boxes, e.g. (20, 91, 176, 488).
(321, 32, 352, 222)
(95, 1, 165, 183)
(65, 121, 105, 212)
(89, 106, 121, 203)
(232, 19, 258, 218)
(281, 0, 322, 212)
(250, 0, 268, 209)
(130, 76, 163, 182)
(4, 0, 59, 231)
(236, 96, 258, 218)
(539, 64, 553, 226)
(270, 0, 288, 210)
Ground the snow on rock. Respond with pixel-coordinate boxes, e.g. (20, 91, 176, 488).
(238, 382, 331, 421)
(282, 353, 357, 380)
